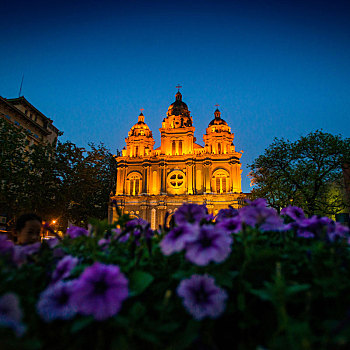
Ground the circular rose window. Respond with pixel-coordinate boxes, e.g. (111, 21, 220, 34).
(167, 171, 185, 189)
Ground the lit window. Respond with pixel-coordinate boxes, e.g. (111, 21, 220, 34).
(213, 170, 229, 193)
(127, 173, 142, 195)
(167, 171, 185, 189)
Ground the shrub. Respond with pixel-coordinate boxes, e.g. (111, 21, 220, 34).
(0, 200, 350, 350)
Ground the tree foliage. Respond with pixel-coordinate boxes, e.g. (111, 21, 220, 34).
(0, 118, 117, 229)
(54, 141, 117, 228)
(249, 130, 350, 216)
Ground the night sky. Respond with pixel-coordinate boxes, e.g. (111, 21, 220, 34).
(1, 0, 350, 192)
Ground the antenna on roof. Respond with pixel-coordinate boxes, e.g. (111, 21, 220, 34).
(18, 74, 24, 97)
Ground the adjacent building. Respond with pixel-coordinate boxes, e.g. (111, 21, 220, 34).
(0, 96, 59, 146)
(110, 89, 245, 229)
(0, 96, 60, 233)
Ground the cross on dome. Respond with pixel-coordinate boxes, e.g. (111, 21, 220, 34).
(138, 108, 145, 122)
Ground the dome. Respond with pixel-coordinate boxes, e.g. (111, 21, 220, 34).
(129, 113, 152, 137)
(167, 91, 190, 117)
(208, 108, 228, 127)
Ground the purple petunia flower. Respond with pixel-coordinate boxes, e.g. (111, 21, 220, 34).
(71, 262, 128, 321)
(177, 274, 227, 320)
(160, 224, 199, 255)
(326, 221, 349, 242)
(215, 207, 239, 223)
(37, 281, 77, 322)
(112, 228, 130, 243)
(185, 225, 232, 266)
(217, 216, 242, 234)
(98, 238, 111, 250)
(296, 215, 330, 239)
(0, 293, 26, 336)
(12, 242, 41, 267)
(53, 247, 65, 259)
(51, 255, 79, 284)
(126, 218, 148, 230)
(297, 231, 315, 239)
(46, 238, 59, 249)
(245, 198, 268, 207)
(174, 203, 208, 226)
(125, 218, 154, 243)
(281, 206, 306, 221)
(239, 204, 284, 231)
(66, 226, 89, 239)
(0, 234, 14, 256)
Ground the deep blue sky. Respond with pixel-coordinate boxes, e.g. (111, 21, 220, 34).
(1, 0, 350, 192)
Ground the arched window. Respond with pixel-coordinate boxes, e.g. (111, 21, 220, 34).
(127, 173, 142, 195)
(213, 170, 229, 194)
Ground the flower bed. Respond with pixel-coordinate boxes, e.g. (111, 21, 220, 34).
(1, 199, 350, 349)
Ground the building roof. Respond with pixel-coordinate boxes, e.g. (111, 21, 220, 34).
(5, 96, 59, 133)
(0, 96, 51, 135)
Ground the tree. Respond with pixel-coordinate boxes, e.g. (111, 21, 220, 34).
(0, 118, 30, 220)
(249, 130, 350, 216)
(1, 118, 117, 229)
(53, 141, 117, 228)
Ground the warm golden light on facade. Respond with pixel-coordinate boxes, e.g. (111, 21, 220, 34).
(109, 89, 245, 228)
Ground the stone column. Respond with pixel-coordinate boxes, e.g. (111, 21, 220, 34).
(120, 165, 127, 195)
(142, 164, 147, 194)
(116, 166, 122, 195)
(186, 160, 194, 194)
(204, 161, 211, 193)
(146, 166, 151, 194)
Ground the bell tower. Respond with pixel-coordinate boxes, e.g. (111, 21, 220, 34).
(123, 110, 155, 157)
(159, 86, 196, 155)
(203, 106, 235, 154)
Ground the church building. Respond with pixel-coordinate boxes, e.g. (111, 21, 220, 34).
(109, 88, 245, 229)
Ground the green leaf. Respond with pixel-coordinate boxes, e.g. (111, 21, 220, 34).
(285, 283, 310, 296)
(250, 286, 273, 302)
(129, 302, 146, 320)
(215, 270, 239, 288)
(129, 270, 154, 296)
(156, 322, 180, 333)
(166, 320, 199, 350)
(70, 316, 94, 333)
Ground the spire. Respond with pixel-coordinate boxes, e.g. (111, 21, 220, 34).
(175, 84, 182, 101)
(214, 104, 221, 118)
(138, 108, 145, 122)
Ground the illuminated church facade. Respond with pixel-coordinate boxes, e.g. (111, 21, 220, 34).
(109, 89, 244, 229)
